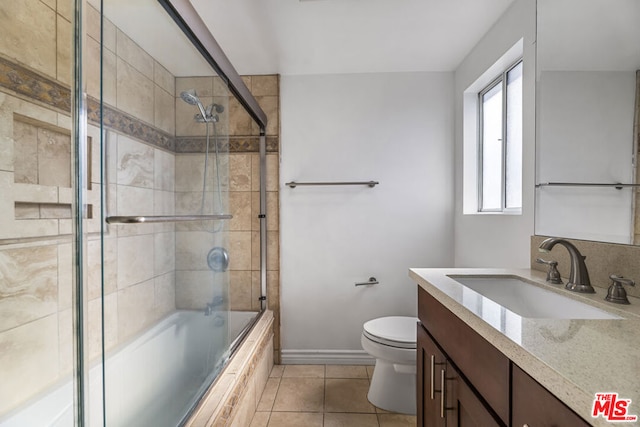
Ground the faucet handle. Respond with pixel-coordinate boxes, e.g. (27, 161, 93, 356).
(536, 258, 563, 284)
(609, 274, 635, 287)
(606, 275, 635, 304)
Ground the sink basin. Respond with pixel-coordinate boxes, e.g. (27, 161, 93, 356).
(449, 275, 622, 320)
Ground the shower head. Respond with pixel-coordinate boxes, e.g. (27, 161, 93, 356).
(205, 103, 225, 119)
(180, 89, 208, 121)
(180, 89, 200, 105)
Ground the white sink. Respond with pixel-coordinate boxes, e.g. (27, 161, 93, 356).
(449, 275, 622, 320)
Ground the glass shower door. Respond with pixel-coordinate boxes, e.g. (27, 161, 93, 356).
(1, 0, 267, 424)
(0, 0, 90, 425)
(98, 0, 233, 425)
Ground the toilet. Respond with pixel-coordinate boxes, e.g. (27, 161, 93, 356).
(361, 316, 418, 415)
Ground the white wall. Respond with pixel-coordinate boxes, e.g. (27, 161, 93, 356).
(453, 0, 536, 267)
(279, 72, 454, 363)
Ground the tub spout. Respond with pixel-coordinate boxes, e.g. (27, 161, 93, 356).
(205, 296, 224, 316)
(205, 303, 213, 316)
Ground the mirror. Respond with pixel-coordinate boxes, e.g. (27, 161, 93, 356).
(535, 0, 640, 244)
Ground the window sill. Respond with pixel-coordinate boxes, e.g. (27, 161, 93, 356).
(466, 210, 522, 216)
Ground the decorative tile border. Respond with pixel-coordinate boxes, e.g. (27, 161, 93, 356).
(0, 55, 71, 112)
(86, 98, 175, 151)
(0, 57, 279, 154)
(176, 136, 279, 153)
(174, 137, 230, 153)
(0, 56, 175, 151)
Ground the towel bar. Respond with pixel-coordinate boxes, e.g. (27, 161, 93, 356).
(106, 214, 232, 224)
(286, 181, 379, 188)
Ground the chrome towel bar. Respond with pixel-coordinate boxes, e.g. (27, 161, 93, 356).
(106, 214, 232, 224)
(286, 180, 379, 188)
(536, 182, 640, 189)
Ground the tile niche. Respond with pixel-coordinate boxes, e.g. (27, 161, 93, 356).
(0, 112, 100, 241)
(12, 116, 96, 225)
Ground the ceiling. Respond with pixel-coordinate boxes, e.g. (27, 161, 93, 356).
(101, 0, 640, 77)
(190, 0, 515, 75)
(100, 0, 515, 77)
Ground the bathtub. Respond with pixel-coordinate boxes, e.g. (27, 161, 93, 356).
(0, 310, 259, 427)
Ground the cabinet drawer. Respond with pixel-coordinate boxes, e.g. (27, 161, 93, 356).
(512, 364, 591, 427)
(418, 287, 510, 425)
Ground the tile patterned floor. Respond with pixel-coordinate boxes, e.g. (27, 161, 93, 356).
(249, 365, 417, 427)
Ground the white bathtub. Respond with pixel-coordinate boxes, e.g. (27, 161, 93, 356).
(0, 310, 259, 427)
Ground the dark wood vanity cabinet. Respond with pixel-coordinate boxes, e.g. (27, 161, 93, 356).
(417, 286, 592, 427)
(418, 287, 510, 426)
(418, 324, 503, 426)
(512, 365, 591, 427)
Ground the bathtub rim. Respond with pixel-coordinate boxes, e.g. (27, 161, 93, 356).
(181, 309, 274, 427)
(178, 308, 264, 425)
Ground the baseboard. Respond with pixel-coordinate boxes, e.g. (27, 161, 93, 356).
(281, 349, 375, 365)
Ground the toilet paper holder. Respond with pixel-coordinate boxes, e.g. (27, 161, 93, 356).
(355, 277, 379, 286)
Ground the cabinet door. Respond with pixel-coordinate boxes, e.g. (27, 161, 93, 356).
(419, 287, 510, 424)
(512, 365, 591, 427)
(445, 362, 504, 427)
(417, 323, 446, 427)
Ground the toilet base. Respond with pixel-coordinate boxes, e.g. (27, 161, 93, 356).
(367, 358, 416, 415)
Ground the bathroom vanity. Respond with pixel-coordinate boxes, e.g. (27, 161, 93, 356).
(411, 268, 640, 427)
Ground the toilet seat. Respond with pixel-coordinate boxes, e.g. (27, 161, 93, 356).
(362, 316, 417, 349)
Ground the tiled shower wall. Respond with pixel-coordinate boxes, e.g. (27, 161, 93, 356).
(174, 74, 281, 363)
(0, 1, 178, 415)
(0, 1, 282, 416)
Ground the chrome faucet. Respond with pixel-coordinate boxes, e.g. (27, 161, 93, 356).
(538, 238, 595, 293)
(205, 295, 225, 316)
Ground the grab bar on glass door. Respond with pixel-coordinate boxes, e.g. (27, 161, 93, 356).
(105, 214, 232, 224)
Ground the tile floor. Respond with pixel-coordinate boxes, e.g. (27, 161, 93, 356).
(249, 365, 417, 427)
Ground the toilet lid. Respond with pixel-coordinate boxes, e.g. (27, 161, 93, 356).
(363, 316, 418, 349)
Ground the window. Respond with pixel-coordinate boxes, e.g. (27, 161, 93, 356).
(478, 60, 523, 212)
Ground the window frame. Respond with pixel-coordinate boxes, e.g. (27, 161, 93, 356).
(477, 58, 523, 213)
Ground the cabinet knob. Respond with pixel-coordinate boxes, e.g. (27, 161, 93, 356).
(523, 424, 530, 427)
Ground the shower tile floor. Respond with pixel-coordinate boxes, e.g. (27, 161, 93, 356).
(249, 365, 416, 427)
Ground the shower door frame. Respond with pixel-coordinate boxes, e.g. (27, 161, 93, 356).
(71, 0, 89, 425)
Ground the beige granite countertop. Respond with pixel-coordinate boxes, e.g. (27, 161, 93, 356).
(409, 268, 640, 427)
